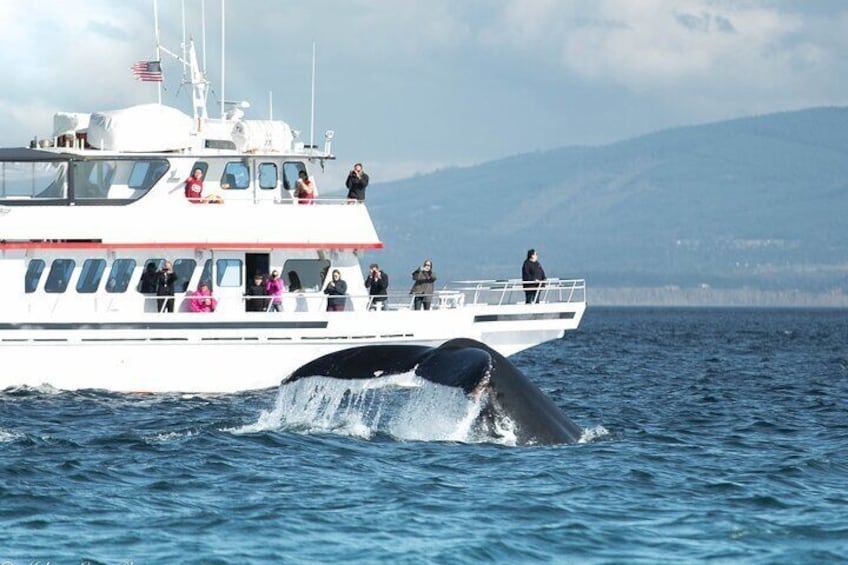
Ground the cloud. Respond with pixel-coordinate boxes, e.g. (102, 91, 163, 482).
(2, 0, 848, 180)
(0, 1, 155, 144)
(484, 1, 845, 95)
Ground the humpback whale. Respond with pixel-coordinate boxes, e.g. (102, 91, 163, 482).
(286, 338, 582, 445)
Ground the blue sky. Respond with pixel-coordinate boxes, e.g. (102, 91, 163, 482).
(2, 0, 847, 190)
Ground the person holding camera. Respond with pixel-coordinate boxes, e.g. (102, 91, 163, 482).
(156, 260, 178, 313)
(410, 259, 437, 310)
(345, 162, 369, 202)
(295, 170, 316, 205)
(364, 263, 389, 310)
(324, 269, 348, 312)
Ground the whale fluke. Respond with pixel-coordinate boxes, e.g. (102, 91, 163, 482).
(286, 338, 582, 445)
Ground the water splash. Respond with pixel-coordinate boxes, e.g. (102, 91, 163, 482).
(235, 371, 519, 445)
(579, 425, 610, 443)
(0, 428, 25, 443)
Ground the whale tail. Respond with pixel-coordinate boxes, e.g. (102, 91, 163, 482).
(286, 338, 582, 445)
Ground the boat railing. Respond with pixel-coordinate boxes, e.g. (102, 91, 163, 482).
(129, 278, 585, 314)
(209, 195, 363, 206)
(443, 278, 586, 306)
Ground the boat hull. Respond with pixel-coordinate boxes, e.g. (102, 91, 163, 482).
(0, 303, 585, 393)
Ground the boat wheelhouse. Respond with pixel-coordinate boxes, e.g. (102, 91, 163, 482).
(0, 17, 586, 394)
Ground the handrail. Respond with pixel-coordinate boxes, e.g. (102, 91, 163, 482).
(127, 277, 586, 314)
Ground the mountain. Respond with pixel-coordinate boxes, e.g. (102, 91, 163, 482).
(364, 107, 848, 302)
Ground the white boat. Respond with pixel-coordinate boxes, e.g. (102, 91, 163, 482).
(0, 12, 586, 393)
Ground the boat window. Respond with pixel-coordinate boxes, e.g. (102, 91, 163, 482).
(190, 161, 208, 178)
(221, 162, 250, 190)
(282, 259, 330, 292)
(282, 162, 306, 191)
(73, 161, 115, 199)
(0, 161, 68, 201)
(25, 259, 46, 293)
(205, 139, 236, 150)
(173, 259, 197, 293)
(200, 259, 213, 288)
(258, 163, 277, 190)
(71, 159, 169, 203)
(105, 258, 136, 293)
(76, 259, 106, 293)
(45, 259, 76, 293)
(216, 259, 242, 287)
(128, 160, 170, 190)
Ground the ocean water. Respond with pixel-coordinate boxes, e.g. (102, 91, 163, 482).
(2, 308, 847, 563)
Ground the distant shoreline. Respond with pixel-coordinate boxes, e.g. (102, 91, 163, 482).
(588, 286, 848, 308)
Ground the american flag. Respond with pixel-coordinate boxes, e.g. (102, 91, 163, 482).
(131, 60, 163, 82)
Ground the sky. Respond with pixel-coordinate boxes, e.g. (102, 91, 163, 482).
(2, 0, 848, 190)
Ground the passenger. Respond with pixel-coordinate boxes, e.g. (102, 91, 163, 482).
(410, 259, 436, 311)
(324, 269, 348, 312)
(521, 248, 547, 304)
(156, 261, 177, 313)
(266, 270, 285, 312)
(287, 271, 303, 293)
(184, 168, 225, 204)
(140, 262, 159, 293)
(245, 272, 269, 312)
(365, 263, 389, 310)
(140, 261, 159, 312)
(345, 162, 369, 202)
(295, 170, 315, 205)
(190, 281, 217, 313)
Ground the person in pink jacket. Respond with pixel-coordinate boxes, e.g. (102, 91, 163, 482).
(265, 270, 285, 312)
(190, 281, 218, 313)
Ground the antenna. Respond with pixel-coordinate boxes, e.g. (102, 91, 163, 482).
(269, 91, 273, 120)
(310, 42, 316, 151)
(201, 0, 207, 73)
(153, 0, 162, 104)
(181, 0, 187, 77)
(220, 0, 226, 120)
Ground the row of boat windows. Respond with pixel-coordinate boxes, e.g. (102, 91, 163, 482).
(0, 159, 308, 202)
(25, 257, 330, 294)
(192, 160, 307, 192)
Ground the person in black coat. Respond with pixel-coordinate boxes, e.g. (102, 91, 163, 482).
(324, 269, 348, 311)
(245, 273, 269, 312)
(345, 163, 369, 202)
(521, 249, 546, 304)
(364, 263, 389, 310)
(156, 261, 178, 313)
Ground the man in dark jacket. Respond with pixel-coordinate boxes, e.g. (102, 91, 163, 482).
(245, 273, 269, 312)
(140, 262, 160, 312)
(521, 249, 546, 304)
(324, 269, 348, 311)
(345, 163, 369, 202)
(365, 263, 389, 310)
(156, 261, 178, 313)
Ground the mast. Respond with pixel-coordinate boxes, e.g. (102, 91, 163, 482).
(310, 42, 316, 151)
(201, 0, 207, 73)
(153, 0, 162, 104)
(188, 40, 209, 127)
(220, 0, 226, 120)
(181, 0, 187, 77)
